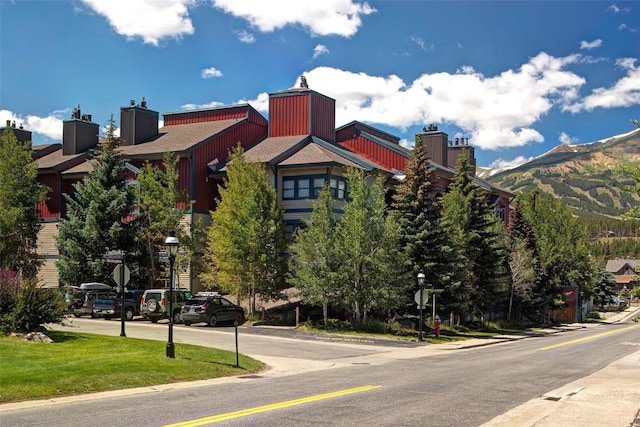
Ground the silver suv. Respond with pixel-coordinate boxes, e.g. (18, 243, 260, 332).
(140, 288, 193, 323)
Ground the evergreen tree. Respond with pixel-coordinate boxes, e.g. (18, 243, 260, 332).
(288, 186, 341, 325)
(390, 136, 463, 317)
(592, 269, 617, 308)
(56, 115, 137, 286)
(441, 156, 510, 321)
(0, 128, 47, 279)
(202, 146, 287, 314)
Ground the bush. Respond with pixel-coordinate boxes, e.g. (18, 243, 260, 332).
(0, 279, 66, 334)
(585, 311, 602, 320)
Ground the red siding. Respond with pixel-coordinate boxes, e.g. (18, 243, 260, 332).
(60, 178, 81, 218)
(37, 173, 60, 219)
(311, 94, 335, 142)
(191, 121, 268, 212)
(164, 105, 248, 126)
(269, 94, 310, 137)
(336, 123, 400, 145)
(339, 135, 407, 171)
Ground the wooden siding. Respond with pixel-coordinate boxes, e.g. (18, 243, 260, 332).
(191, 120, 268, 212)
(339, 135, 406, 171)
(336, 123, 400, 145)
(269, 94, 311, 137)
(36, 222, 60, 286)
(37, 173, 60, 219)
(311, 93, 336, 142)
(164, 105, 249, 126)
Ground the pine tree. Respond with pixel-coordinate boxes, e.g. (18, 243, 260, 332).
(0, 128, 47, 279)
(441, 156, 510, 322)
(56, 115, 137, 286)
(592, 269, 616, 308)
(390, 136, 463, 319)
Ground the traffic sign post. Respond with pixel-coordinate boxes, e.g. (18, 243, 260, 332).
(104, 250, 127, 337)
(112, 264, 130, 289)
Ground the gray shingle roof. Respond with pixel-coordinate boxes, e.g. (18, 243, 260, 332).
(605, 258, 640, 274)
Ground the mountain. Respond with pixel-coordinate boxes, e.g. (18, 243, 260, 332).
(483, 128, 640, 220)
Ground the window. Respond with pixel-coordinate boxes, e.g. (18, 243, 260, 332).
(283, 175, 348, 200)
(330, 178, 347, 200)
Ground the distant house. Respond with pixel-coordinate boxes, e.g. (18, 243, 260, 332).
(604, 258, 640, 291)
(2, 80, 513, 292)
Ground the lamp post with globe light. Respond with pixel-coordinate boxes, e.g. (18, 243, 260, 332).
(165, 231, 179, 358)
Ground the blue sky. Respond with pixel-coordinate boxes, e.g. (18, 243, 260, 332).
(1, 1, 639, 169)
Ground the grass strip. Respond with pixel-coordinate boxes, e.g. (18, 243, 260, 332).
(0, 331, 263, 404)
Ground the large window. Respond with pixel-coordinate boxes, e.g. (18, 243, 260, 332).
(283, 175, 348, 200)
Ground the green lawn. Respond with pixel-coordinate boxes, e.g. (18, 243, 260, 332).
(0, 331, 263, 404)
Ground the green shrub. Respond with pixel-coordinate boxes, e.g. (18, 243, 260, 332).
(0, 280, 66, 334)
(585, 311, 602, 320)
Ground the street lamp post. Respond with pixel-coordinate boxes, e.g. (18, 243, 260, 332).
(165, 231, 179, 358)
(417, 270, 425, 342)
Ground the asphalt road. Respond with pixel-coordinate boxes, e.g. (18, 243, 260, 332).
(3, 317, 640, 426)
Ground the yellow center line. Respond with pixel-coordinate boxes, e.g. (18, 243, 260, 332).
(539, 324, 640, 351)
(164, 385, 382, 427)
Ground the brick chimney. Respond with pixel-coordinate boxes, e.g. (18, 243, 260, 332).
(120, 97, 159, 146)
(62, 105, 99, 155)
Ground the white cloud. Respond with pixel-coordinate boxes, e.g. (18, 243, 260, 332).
(180, 101, 225, 110)
(201, 67, 223, 78)
(619, 23, 637, 32)
(607, 4, 630, 13)
(237, 92, 270, 113)
(80, 0, 195, 46)
(312, 44, 330, 60)
(580, 39, 602, 50)
(235, 29, 256, 43)
(0, 110, 64, 140)
(212, 0, 376, 37)
(282, 52, 586, 151)
(558, 131, 578, 145)
(410, 35, 434, 52)
(566, 58, 640, 112)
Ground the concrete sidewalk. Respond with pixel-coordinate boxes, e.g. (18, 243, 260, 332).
(482, 305, 640, 427)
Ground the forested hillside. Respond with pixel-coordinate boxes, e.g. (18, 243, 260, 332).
(486, 129, 640, 233)
(484, 128, 640, 265)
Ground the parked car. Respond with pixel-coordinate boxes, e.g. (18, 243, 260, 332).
(73, 290, 116, 317)
(140, 288, 193, 323)
(180, 293, 245, 327)
(93, 289, 146, 320)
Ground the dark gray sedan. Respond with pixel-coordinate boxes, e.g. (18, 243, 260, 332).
(180, 295, 245, 327)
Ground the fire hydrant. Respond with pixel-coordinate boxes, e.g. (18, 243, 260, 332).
(434, 315, 441, 338)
